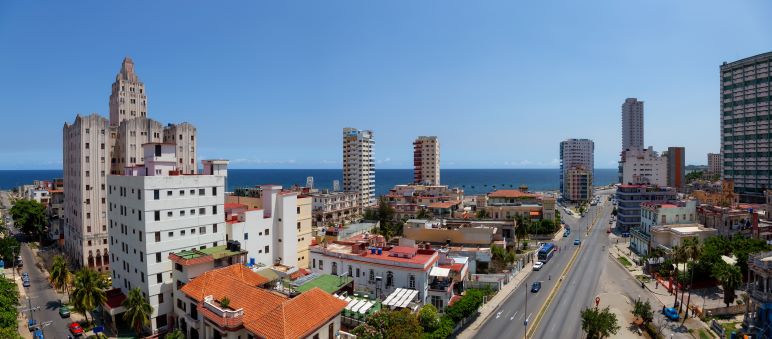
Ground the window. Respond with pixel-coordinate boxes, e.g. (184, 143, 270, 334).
(356, 268, 360, 277)
(180, 210, 185, 217)
(158, 293, 164, 304)
(297, 222, 301, 230)
(168, 232, 173, 237)
(168, 211, 173, 217)
(297, 207, 301, 214)
(386, 271, 394, 287)
(179, 190, 185, 196)
(313, 258, 316, 268)
(212, 205, 218, 214)
(199, 208, 205, 215)
(167, 190, 172, 196)
(329, 323, 334, 339)
(156, 253, 161, 263)
(409, 275, 416, 289)
(139, 251, 144, 262)
(199, 226, 206, 234)
(348, 265, 353, 278)
(156, 273, 162, 283)
(265, 245, 270, 254)
(190, 209, 195, 215)
(244, 233, 248, 240)
(199, 188, 205, 195)
(175, 263, 183, 272)
(154, 145, 162, 157)
(154, 190, 159, 200)
(265, 229, 269, 236)
(331, 262, 337, 275)
(191, 228, 196, 234)
(181, 230, 186, 236)
(212, 187, 217, 196)
(369, 269, 374, 282)
(155, 232, 160, 242)
(213, 224, 218, 233)
(154, 211, 160, 221)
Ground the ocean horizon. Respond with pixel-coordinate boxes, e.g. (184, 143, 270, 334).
(0, 168, 618, 196)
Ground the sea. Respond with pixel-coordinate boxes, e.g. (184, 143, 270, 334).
(0, 169, 617, 196)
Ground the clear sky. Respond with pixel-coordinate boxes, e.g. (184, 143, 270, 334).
(1, 1, 770, 170)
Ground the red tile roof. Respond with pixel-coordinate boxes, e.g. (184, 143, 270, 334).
(224, 203, 247, 210)
(104, 288, 127, 309)
(180, 265, 345, 339)
(390, 246, 418, 257)
(428, 200, 461, 209)
(488, 190, 538, 199)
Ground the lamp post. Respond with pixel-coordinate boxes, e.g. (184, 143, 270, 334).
(524, 284, 528, 339)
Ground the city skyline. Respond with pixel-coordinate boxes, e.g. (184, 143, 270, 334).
(1, 1, 772, 169)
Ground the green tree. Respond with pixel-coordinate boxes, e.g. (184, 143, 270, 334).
(713, 262, 742, 307)
(418, 304, 439, 332)
(681, 237, 702, 322)
(122, 288, 153, 338)
(476, 209, 489, 219)
(0, 276, 21, 333)
(670, 245, 687, 310)
(352, 308, 423, 339)
(632, 299, 653, 324)
(49, 255, 70, 296)
(416, 208, 431, 220)
(580, 306, 620, 339)
(0, 236, 19, 264)
(165, 329, 184, 339)
(71, 268, 107, 323)
(9, 199, 46, 238)
(220, 296, 231, 309)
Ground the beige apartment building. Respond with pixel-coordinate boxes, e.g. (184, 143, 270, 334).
(414, 136, 440, 186)
(343, 128, 375, 206)
(63, 57, 198, 270)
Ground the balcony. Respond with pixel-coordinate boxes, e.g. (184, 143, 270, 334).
(199, 295, 245, 329)
(751, 289, 772, 303)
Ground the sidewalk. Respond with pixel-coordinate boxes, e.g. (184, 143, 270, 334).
(458, 227, 566, 339)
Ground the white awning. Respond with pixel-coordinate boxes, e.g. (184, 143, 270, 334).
(429, 266, 450, 278)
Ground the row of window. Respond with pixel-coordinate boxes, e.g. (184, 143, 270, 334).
(722, 76, 772, 91)
(723, 133, 772, 142)
(153, 225, 218, 242)
(311, 259, 417, 289)
(153, 187, 217, 200)
(722, 96, 772, 109)
(153, 206, 217, 221)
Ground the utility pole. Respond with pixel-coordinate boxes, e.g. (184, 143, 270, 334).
(524, 284, 528, 339)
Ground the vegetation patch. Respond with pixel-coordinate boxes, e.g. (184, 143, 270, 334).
(617, 256, 632, 267)
(635, 275, 651, 283)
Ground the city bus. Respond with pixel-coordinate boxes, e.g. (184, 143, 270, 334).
(537, 242, 556, 263)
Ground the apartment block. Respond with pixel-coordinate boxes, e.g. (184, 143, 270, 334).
(107, 144, 227, 332)
(622, 98, 644, 151)
(63, 114, 111, 271)
(413, 136, 440, 186)
(163, 123, 197, 175)
(620, 147, 668, 186)
(665, 146, 685, 192)
(615, 185, 677, 232)
(720, 52, 772, 202)
(109, 57, 147, 125)
(560, 138, 594, 202)
(343, 128, 375, 207)
(630, 200, 696, 256)
(309, 190, 362, 227)
(708, 153, 722, 176)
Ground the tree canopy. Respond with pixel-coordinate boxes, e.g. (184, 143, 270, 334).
(581, 306, 620, 339)
(10, 199, 46, 237)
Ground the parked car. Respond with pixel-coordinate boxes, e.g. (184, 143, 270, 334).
(531, 282, 542, 293)
(68, 322, 84, 336)
(662, 307, 679, 321)
(33, 329, 44, 339)
(59, 305, 71, 318)
(22, 279, 30, 287)
(533, 262, 544, 271)
(574, 239, 581, 245)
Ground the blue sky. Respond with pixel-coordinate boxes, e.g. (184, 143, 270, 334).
(1, 1, 770, 170)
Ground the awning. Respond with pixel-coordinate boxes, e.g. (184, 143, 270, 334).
(429, 266, 450, 278)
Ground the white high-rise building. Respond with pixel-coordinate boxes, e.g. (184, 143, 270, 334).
(708, 153, 722, 176)
(620, 147, 668, 186)
(413, 136, 440, 186)
(63, 58, 198, 270)
(560, 139, 594, 201)
(63, 114, 111, 272)
(622, 98, 644, 151)
(343, 128, 375, 206)
(107, 144, 227, 331)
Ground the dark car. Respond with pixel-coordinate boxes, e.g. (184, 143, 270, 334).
(531, 282, 542, 293)
(574, 239, 581, 245)
(22, 279, 30, 287)
(59, 305, 71, 318)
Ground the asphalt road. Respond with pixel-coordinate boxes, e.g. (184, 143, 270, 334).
(473, 197, 604, 339)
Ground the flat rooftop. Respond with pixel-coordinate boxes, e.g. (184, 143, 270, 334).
(294, 274, 353, 294)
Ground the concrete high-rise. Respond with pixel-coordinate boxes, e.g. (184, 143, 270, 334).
(343, 128, 375, 207)
(63, 57, 198, 270)
(63, 114, 111, 272)
(620, 147, 668, 186)
(413, 136, 440, 185)
(109, 57, 147, 126)
(560, 138, 594, 201)
(708, 153, 722, 176)
(622, 98, 644, 151)
(665, 147, 685, 192)
(720, 52, 772, 202)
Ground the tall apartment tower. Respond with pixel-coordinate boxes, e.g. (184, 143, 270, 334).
(413, 136, 440, 186)
(665, 146, 685, 192)
(343, 128, 375, 207)
(107, 144, 227, 331)
(109, 57, 147, 126)
(111, 117, 164, 174)
(720, 52, 772, 202)
(63, 114, 111, 271)
(708, 153, 722, 176)
(163, 123, 197, 175)
(560, 139, 595, 202)
(622, 98, 644, 151)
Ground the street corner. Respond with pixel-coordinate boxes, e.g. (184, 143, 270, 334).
(595, 292, 641, 338)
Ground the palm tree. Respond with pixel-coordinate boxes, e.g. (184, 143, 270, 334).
(71, 268, 107, 323)
(165, 329, 184, 339)
(713, 262, 743, 307)
(670, 245, 687, 310)
(681, 238, 702, 323)
(49, 255, 70, 294)
(123, 288, 153, 338)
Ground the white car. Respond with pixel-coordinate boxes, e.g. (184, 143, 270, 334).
(533, 262, 544, 270)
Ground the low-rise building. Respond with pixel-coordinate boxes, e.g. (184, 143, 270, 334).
(650, 223, 718, 252)
(309, 190, 362, 227)
(696, 204, 751, 236)
(745, 251, 772, 338)
(615, 185, 677, 232)
(631, 200, 696, 256)
(403, 219, 497, 246)
(475, 189, 556, 223)
(384, 184, 463, 220)
(173, 263, 347, 339)
(47, 189, 65, 243)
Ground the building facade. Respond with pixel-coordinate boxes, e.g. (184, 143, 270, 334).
(630, 200, 696, 256)
(720, 52, 772, 202)
(666, 147, 685, 192)
(109, 57, 147, 126)
(620, 147, 668, 186)
(107, 145, 228, 332)
(615, 185, 677, 232)
(708, 153, 722, 176)
(560, 138, 594, 201)
(413, 136, 440, 186)
(564, 167, 592, 202)
(63, 114, 111, 271)
(622, 98, 644, 151)
(343, 128, 375, 207)
(384, 184, 464, 220)
(163, 123, 198, 175)
(309, 190, 362, 227)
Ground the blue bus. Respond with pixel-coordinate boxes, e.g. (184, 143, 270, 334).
(538, 243, 556, 262)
